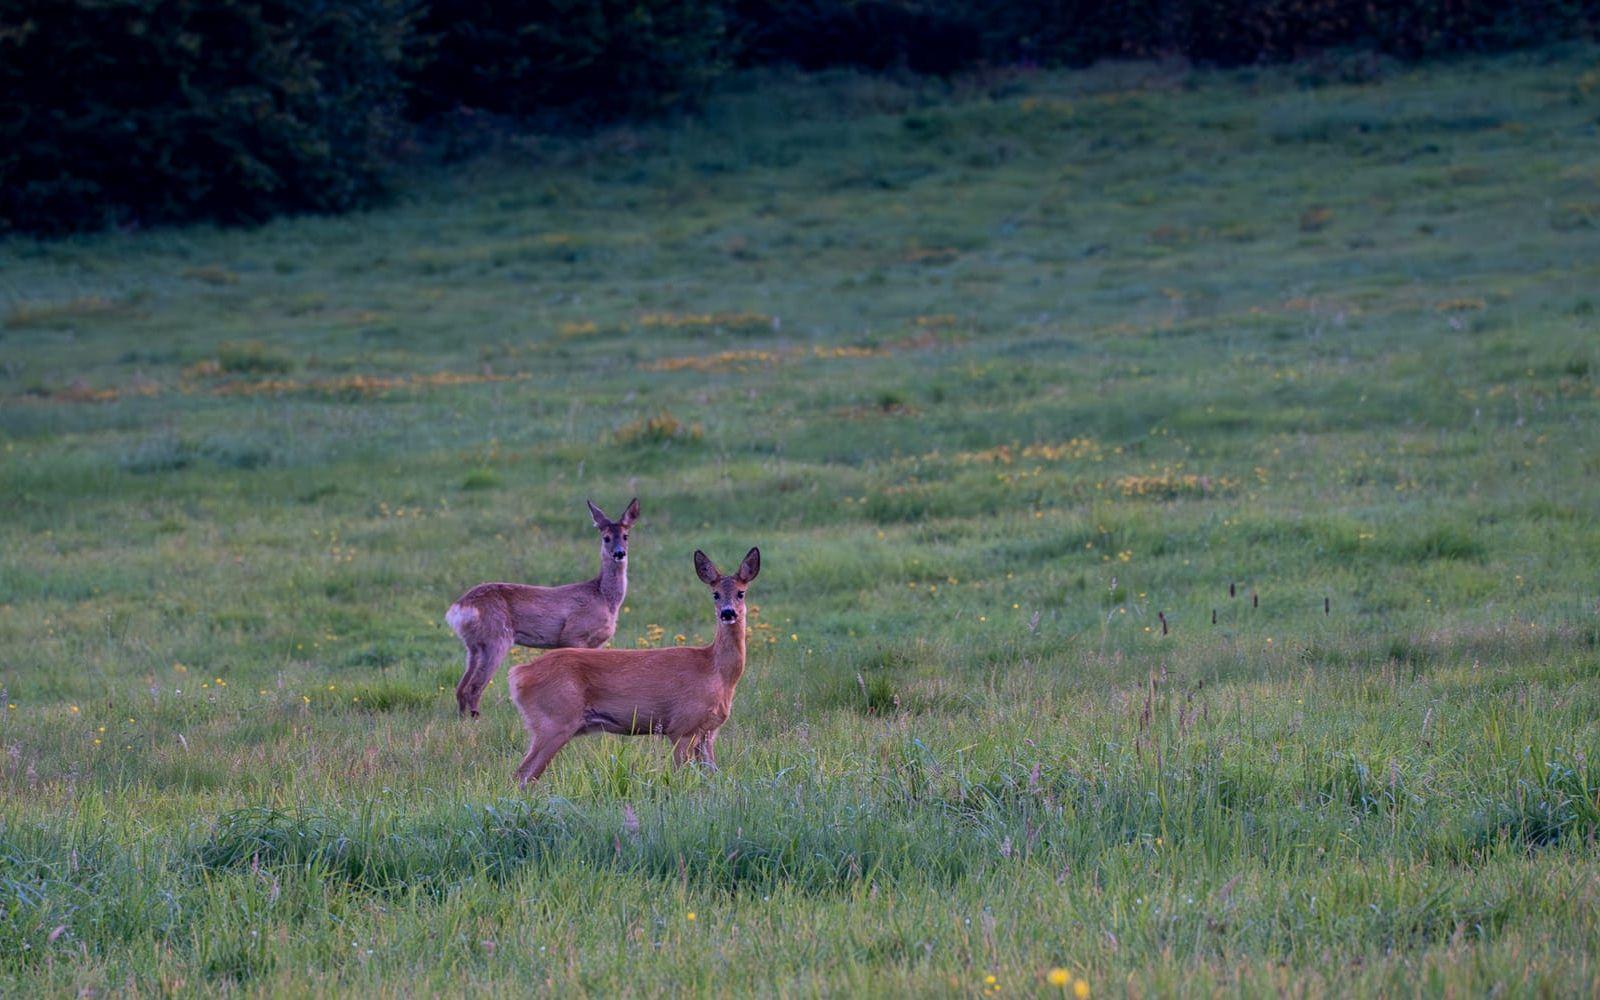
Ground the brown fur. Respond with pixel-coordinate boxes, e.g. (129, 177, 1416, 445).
(446, 498, 637, 717)
(507, 546, 760, 786)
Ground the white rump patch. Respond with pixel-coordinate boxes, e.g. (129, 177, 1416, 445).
(445, 603, 478, 634)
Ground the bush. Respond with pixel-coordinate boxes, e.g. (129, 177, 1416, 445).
(0, 0, 415, 235)
(408, 0, 729, 119)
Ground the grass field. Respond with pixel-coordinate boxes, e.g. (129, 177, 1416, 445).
(3, 46, 1600, 996)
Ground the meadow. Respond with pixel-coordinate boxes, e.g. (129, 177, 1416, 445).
(2, 46, 1600, 996)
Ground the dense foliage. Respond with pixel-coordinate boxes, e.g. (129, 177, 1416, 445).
(3, 0, 1597, 234)
(730, 0, 1600, 70)
(408, 0, 727, 119)
(0, 0, 414, 235)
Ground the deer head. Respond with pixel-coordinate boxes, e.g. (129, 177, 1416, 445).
(694, 546, 761, 625)
(588, 497, 639, 565)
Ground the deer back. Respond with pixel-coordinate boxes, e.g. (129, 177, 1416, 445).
(454, 580, 612, 648)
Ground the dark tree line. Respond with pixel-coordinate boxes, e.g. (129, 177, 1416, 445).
(3, 0, 1596, 235)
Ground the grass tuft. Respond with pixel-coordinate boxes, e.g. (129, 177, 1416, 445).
(612, 411, 704, 447)
(216, 341, 295, 375)
(1404, 525, 1487, 562)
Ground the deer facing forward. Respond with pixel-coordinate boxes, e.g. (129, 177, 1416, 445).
(446, 498, 638, 718)
(507, 546, 761, 787)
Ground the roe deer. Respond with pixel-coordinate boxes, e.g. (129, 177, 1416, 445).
(446, 498, 638, 718)
(507, 546, 761, 787)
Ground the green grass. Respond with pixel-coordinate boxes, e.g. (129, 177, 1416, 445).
(3, 47, 1600, 996)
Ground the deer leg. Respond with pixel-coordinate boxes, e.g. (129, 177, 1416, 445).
(693, 729, 720, 773)
(671, 734, 700, 768)
(454, 646, 476, 716)
(463, 636, 513, 718)
(514, 724, 577, 787)
(512, 745, 541, 786)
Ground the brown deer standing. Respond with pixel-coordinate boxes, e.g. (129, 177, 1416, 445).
(507, 546, 761, 787)
(446, 498, 638, 718)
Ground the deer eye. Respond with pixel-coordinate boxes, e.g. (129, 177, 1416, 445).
(736, 591, 745, 599)
(622, 532, 629, 540)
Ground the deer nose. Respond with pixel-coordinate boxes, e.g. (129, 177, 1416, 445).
(612, 549, 626, 560)
(719, 608, 737, 622)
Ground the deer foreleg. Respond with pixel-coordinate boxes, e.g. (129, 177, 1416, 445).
(671, 734, 701, 767)
(693, 729, 720, 772)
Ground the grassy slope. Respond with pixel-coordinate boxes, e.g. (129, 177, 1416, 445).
(2, 48, 1599, 996)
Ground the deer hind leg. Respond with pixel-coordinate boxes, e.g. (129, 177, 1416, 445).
(513, 721, 578, 787)
(461, 635, 514, 718)
(453, 646, 476, 716)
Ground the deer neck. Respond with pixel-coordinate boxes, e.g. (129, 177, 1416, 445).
(712, 618, 747, 685)
(597, 556, 627, 609)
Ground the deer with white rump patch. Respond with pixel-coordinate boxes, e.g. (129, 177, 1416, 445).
(446, 498, 638, 718)
(506, 546, 761, 787)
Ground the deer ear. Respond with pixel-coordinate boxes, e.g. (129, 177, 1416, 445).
(694, 549, 720, 585)
(620, 497, 639, 526)
(587, 500, 608, 529)
(735, 546, 761, 584)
